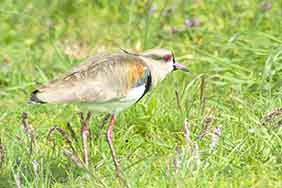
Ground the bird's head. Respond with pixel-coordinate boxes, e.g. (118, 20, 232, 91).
(141, 48, 189, 72)
(140, 48, 189, 85)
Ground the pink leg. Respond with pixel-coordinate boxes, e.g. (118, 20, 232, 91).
(80, 112, 92, 166)
(106, 114, 120, 174)
(106, 114, 128, 186)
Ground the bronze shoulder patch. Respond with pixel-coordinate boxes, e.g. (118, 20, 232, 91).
(127, 62, 145, 89)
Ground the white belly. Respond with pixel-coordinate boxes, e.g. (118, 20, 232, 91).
(81, 84, 146, 113)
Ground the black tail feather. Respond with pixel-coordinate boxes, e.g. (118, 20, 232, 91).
(28, 90, 46, 104)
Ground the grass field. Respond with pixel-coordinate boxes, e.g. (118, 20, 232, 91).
(1, 0, 282, 187)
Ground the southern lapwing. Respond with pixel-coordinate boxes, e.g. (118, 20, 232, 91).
(29, 48, 189, 178)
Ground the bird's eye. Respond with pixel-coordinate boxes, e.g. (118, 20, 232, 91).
(163, 54, 172, 62)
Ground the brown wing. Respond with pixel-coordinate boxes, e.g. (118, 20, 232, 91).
(29, 53, 148, 104)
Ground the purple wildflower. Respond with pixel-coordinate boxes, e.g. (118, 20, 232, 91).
(261, 2, 272, 11)
(184, 19, 193, 28)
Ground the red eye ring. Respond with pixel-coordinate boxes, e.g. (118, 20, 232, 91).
(163, 54, 172, 62)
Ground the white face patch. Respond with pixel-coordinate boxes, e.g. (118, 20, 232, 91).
(167, 58, 174, 72)
(139, 53, 175, 87)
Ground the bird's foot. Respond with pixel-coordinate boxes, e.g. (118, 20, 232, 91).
(112, 154, 129, 188)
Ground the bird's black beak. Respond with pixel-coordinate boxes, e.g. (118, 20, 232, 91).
(173, 63, 190, 72)
(172, 52, 190, 72)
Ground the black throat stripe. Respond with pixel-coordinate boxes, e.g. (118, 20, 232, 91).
(136, 70, 152, 103)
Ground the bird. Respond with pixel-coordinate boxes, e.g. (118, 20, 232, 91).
(28, 48, 189, 179)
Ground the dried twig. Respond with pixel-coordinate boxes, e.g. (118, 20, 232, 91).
(273, 123, 282, 129)
(263, 108, 282, 122)
(171, 119, 192, 175)
(63, 149, 84, 168)
(15, 135, 25, 144)
(172, 145, 182, 174)
(66, 122, 78, 143)
(21, 112, 36, 155)
(199, 75, 206, 114)
(14, 159, 21, 188)
(183, 119, 190, 143)
(0, 138, 4, 167)
(197, 115, 214, 140)
(47, 126, 75, 153)
(175, 90, 183, 113)
(172, 157, 177, 174)
(261, 108, 282, 129)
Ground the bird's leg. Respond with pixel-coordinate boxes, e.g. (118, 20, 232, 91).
(106, 114, 128, 185)
(79, 111, 92, 167)
(106, 114, 120, 173)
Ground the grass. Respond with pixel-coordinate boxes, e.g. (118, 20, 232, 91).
(0, 0, 282, 187)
